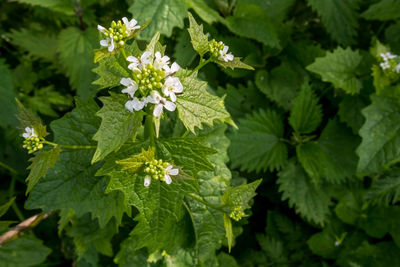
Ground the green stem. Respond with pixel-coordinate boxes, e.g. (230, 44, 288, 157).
(144, 115, 156, 148)
(0, 161, 17, 174)
(9, 176, 24, 221)
(185, 193, 229, 213)
(121, 48, 127, 60)
(181, 130, 190, 138)
(191, 58, 212, 74)
(42, 140, 95, 150)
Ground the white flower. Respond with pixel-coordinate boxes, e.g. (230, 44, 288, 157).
(164, 165, 179, 184)
(381, 52, 397, 61)
(334, 241, 340, 247)
(154, 51, 170, 70)
(147, 91, 176, 117)
(125, 98, 146, 112)
(22, 127, 37, 139)
(122, 17, 140, 33)
(162, 76, 183, 102)
(127, 51, 152, 70)
(219, 45, 234, 62)
(120, 77, 138, 98)
(163, 62, 180, 76)
(97, 24, 107, 34)
(395, 64, 400, 73)
(100, 37, 114, 52)
(380, 61, 390, 70)
(144, 175, 151, 187)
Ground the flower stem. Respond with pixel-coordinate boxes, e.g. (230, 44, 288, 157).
(144, 115, 156, 148)
(0, 161, 17, 174)
(42, 140, 96, 150)
(185, 193, 229, 213)
(121, 48, 127, 60)
(192, 58, 212, 74)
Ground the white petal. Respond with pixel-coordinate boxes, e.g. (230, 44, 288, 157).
(122, 17, 129, 25)
(100, 39, 108, 47)
(174, 79, 183, 93)
(396, 64, 400, 73)
(22, 133, 29, 139)
(169, 92, 176, 102)
(125, 100, 134, 112)
(127, 56, 138, 63)
(169, 168, 179, 176)
(171, 62, 180, 73)
(153, 104, 163, 117)
(128, 64, 139, 71)
(25, 127, 31, 132)
(164, 174, 172, 184)
(165, 165, 173, 171)
(150, 91, 162, 104)
(108, 38, 114, 52)
(223, 45, 229, 53)
(97, 25, 106, 33)
(141, 51, 152, 62)
(162, 86, 171, 97)
(155, 51, 161, 60)
(163, 101, 176, 112)
(144, 176, 151, 187)
(131, 98, 145, 111)
(226, 53, 234, 61)
(120, 77, 132, 86)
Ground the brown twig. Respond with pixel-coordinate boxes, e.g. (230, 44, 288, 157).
(0, 211, 55, 247)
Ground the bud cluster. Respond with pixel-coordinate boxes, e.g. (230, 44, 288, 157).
(229, 206, 245, 221)
(142, 159, 179, 187)
(136, 63, 165, 93)
(22, 127, 43, 153)
(209, 39, 225, 58)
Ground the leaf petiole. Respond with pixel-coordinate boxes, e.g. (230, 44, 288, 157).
(42, 140, 95, 150)
(185, 193, 230, 213)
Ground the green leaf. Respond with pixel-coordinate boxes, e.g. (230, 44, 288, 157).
(215, 57, 254, 70)
(25, 98, 128, 227)
(0, 59, 18, 128)
(92, 56, 130, 90)
(357, 95, 400, 175)
(173, 30, 197, 68)
(92, 94, 143, 163)
(307, 0, 359, 45)
(289, 83, 322, 134)
(255, 62, 303, 110)
(338, 95, 368, 134)
(128, 0, 187, 41)
(296, 119, 359, 184)
(366, 168, 400, 205)
(307, 47, 363, 94)
(221, 179, 262, 209)
(362, 0, 400, 21)
(0, 234, 51, 267)
(229, 109, 287, 173)
(187, 0, 223, 24)
(0, 197, 15, 218)
(225, 2, 280, 47)
(277, 160, 331, 225)
(223, 214, 234, 252)
(175, 70, 233, 133)
(16, 99, 48, 138)
(26, 146, 61, 194)
(13, 0, 75, 15)
(187, 12, 209, 57)
(58, 27, 97, 98)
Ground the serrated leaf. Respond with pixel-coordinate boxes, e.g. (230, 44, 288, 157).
(289, 83, 322, 134)
(187, 0, 223, 24)
(187, 12, 209, 57)
(366, 168, 400, 205)
(13, 0, 75, 15)
(215, 57, 254, 70)
(0, 59, 18, 128)
(296, 119, 359, 184)
(0, 197, 15, 218)
(25, 98, 128, 227)
(26, 146, 61, 194)
(175, 70, 233, 132)
(173, 30, 197, 68)
(116, 148, 153, 173)
(221, 179, 262, 209)
(307, 47, 363, 94)
(338, 95, 367, 134)
(362, 0, 400, 21)
(225, 2, 280, 47)
(229, 109, 287, 173)
(357, 95, 400, 175)
(0, 234, 51, 266)
(307, 0, 359, 45)
(16, 99, 48, 138)
(277, 160, 331, 225)
(92, 94, 143, 163)
(58, 27, 97, 98)
(223, 214, 234, 252)
(128, 0, 187, 41)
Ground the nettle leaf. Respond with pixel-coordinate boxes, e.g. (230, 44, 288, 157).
(0, 234, 51, 266)
(229, 109, 287, 173)
(58, 27, 97, 98)
(128, 0, 187, 41)
(187, 0, 223, 24)
(357, 95, 400, 175)
(366, 168, 400, 205)
(187, 12, 209, 57)
(16, 99, 48, 138)
(175, 70, 233, 133)
(289, 83, 322, 134)
(26, 146, 61, 194)
(225, 2, 280, 48)
(307, 0, 359, 45)
(362, 0, 400, 21)
(338, 95, 368, 134)
(92, 94, 143, 163)
(277, 160, 331, 225)
(13, 0, 75, 15)
(92, 55, 131, 90)
(255, 62, 304, 110)
(296, 119, 359, 184)
(307, 47, 363, 94)
(221, 179, 262, 210)
(0, 59, 18, 128)
(215, 57, 254, 70)
(25, 98, 128, 228)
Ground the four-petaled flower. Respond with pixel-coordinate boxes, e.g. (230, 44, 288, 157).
(154, 51, 170, 70)
(120, 77, 138, 98)
(22, 127, 37, 139)
(125, 98, 146, 112)
(122, 17, 140, 33)
(162, 76, 183, 102)
(127, 51, 152, 70)
(164, 164, 179, 184)
(100, 37, 115, 52)
(219, 45, 234, 62)
(147, 91, 176, 117)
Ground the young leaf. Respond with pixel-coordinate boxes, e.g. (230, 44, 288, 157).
(229, 109, 287, 173)
(26, 146, 61, 194)
(307, 0, 359, 45)
(277, 160, 331, 225)
(187, 12, 209, 57)
(92, 94, 143, 163)
(289, 83, 322, 134)
(175, 70, 233, 133)
(221, 179, 262, 210)
(307, 47, 363, 94)
(128, 0, 187, 41)
(362, 0, 400, 21)
(296, 119, 359, 184)
(366, 168, 400, 205)
(224, 214, 234, 252)
(357, 95, 400, 175)
(215, 57, 254, 70)
(92, 56, 131, 90)
(16, 99, 48, 138)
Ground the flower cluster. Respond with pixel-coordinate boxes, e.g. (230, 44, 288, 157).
(98, 17, 140, 52)
(229, 206, 245, 221)
(143, 159, 179, 187)
(209, 39, 234, 62)
(379, 52, 400, 73)
(120, 51, 183, 117)
(22, 127, 43, 153)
